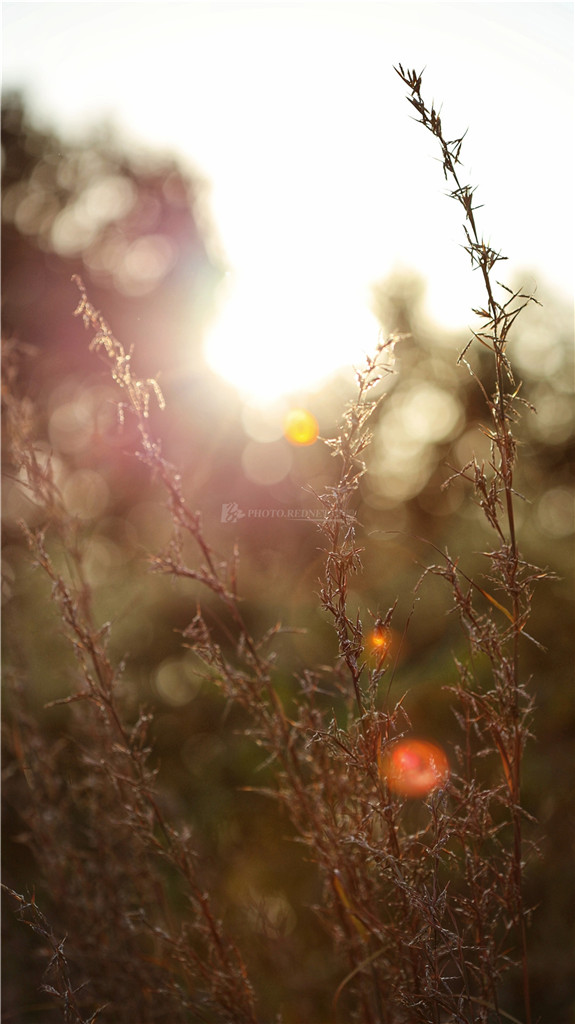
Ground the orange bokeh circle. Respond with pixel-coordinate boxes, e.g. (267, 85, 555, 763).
(378, 739, 449, 798)
(367, 626, 394, 663)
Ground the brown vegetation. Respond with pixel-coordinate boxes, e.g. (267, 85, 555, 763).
(2, 67, 572, 1024)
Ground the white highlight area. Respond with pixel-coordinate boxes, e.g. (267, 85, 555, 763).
(3, 3, 572, 403)
(204, 268, 381, 403)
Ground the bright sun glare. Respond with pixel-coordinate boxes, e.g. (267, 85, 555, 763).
(3, 3, 572, 408)
(204, 267, 381, 404)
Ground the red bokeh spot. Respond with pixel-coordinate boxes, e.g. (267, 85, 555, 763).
(378, 739, 449, 798)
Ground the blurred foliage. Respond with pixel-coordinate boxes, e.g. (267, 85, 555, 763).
(2, 93, 574, 1022)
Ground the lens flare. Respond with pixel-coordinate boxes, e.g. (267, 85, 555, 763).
(367, 625, 395, 667)
(378, 739, 449, 798)
(283, 408, 319, 447)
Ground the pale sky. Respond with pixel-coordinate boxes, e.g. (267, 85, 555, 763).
(3, 2, 573, 402)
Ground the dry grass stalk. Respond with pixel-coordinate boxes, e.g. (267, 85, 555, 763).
(2, 67, 546, 1024)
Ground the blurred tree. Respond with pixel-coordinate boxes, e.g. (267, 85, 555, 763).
(2, 90, 225, 381)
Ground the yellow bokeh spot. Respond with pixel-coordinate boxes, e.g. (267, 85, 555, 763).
(283, 408, 319, 447)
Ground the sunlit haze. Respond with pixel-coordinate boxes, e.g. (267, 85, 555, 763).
(3, 2, 573, 403)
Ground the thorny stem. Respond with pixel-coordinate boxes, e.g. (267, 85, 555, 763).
(23, 530, 258, 1021)
(319, 340, 397, 716)
(70, 278, 321, 879)
(1, 887, 106, 1024)
(5, 288, 259, 1022)
(396, 65, 533, 1024)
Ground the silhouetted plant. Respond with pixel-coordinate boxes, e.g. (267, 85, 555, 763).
(3, 67, 547, 1024)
